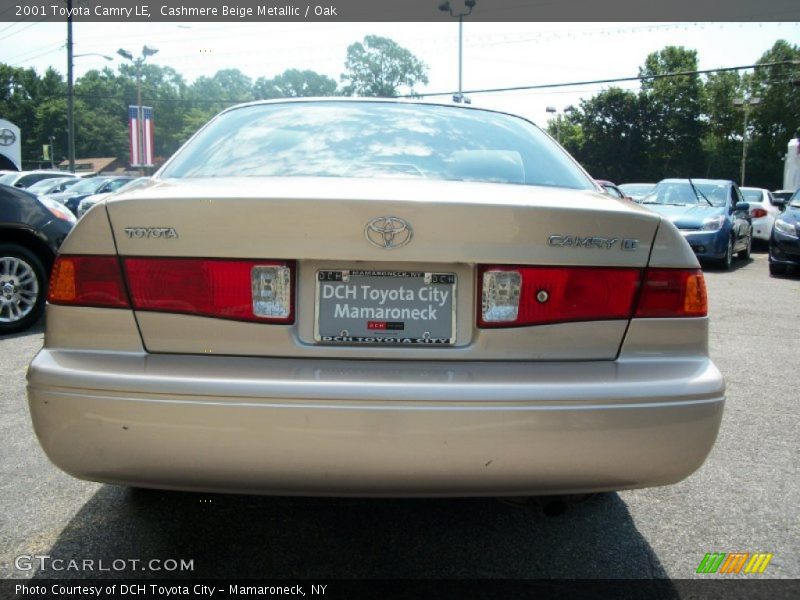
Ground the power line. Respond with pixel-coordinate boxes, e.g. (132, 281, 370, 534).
(400, 60, 800, 99)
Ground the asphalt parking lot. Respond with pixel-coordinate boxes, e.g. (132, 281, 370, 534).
(1, 250, 798, 581)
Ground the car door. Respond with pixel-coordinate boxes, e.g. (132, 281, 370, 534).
(731, 185, 750, 249)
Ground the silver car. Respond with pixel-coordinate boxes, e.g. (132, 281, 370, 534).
(27, 100, 724, 496)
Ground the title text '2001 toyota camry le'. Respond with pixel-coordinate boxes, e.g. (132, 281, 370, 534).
(27, 100, 725, 497)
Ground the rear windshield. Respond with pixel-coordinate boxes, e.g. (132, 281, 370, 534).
(741, 189, 764, 202)
(160, 101, 594, 190)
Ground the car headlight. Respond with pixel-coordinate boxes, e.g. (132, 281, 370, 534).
(701, 216, 725, 231)
(774, 219, 797, 236)
(38, 196, 77, 224)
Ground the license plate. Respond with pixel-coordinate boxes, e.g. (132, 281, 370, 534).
(315, 270, 456, 345)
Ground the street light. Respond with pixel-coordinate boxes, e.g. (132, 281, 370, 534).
(66, 34, 113, 174)
(117, 45, 159, 173)
(733, 96, 761, 187)
(546, 106, 561, 143)
(438, 0, 476, 104)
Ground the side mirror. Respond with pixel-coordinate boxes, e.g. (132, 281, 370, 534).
(734, 202, 750, 213)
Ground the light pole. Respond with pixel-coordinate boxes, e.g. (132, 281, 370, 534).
(733, 96, 761, 187)
(546, 106, 561, 143)
(438, 0, 476, 104)
(65, 41, 112, 174)
(117, 45, 158, 173)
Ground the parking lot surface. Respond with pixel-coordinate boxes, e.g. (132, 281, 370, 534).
(1, 251, 797, 580)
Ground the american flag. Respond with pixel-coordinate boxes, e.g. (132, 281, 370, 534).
(128, 105, 155, 167)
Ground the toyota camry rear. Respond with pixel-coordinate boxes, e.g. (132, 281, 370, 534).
(26, 100, 725, 496)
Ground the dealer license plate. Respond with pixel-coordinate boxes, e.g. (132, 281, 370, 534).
(315, 270, 456, 345)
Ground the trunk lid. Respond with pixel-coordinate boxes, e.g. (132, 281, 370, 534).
(106, 177, 661, 360)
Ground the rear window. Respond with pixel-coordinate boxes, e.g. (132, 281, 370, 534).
(160, 101, 594, 190)
(741, 189, 764, 202)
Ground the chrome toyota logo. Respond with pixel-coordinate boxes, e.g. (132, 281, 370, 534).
(0, 128, 15, 147)
(365, 216, 413, 249)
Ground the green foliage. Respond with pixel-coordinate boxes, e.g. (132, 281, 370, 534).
(254, 69, 338, 99)
(340, 35, 428, 97)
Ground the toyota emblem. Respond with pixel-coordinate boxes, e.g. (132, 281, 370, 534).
(0, 128, 16, 147)
(365, 216, 413, 249)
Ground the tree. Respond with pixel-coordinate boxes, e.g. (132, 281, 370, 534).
(745, 40, 800, 188)
(564, 89, 648, 182)
(340, 35, 428, 97)
(701, 70, 743, 180)
(254, 69, 337, 99)
(639, 46, 706, 179)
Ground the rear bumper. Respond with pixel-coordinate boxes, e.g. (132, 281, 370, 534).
(27, 350, 725, 496)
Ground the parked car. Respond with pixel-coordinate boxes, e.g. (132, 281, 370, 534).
(27, 99, 724, 497)
(772, 189, 796, 207)
(619, 183, 656, 202)
(595, 179, 632, 200)
(26, 176, 83, 197)
(48, 176, 134, 215)
(0, 184, 75, 333)
(740, 187, 782, 242)
(77, 177, 150, 218)
(768, 189, 800, 276)
(640, 178, 753, 269)
(0, 170, 77, 189)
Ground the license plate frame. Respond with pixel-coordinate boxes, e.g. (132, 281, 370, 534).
(314, 269, 457, 346)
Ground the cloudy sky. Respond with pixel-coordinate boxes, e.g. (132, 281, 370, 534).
(0, 20, 798, 126)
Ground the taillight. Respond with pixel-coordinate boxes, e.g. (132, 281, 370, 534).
(635, 268, 707, 318)
(123, 258, 294, 323)
(477, 265, 707, 327)
(750, 208, 768, 219)
(478, 266, 641, 327)
(48, 255, 129, 308)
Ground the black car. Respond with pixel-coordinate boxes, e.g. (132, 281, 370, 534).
(769, 190, 800, 276)
(0, 184, 75, 333)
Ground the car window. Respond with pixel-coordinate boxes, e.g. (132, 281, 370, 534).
(70, 178, 110, 194)
(741, 189, 764, 203)
(106, 179, 132, 192)
(161, 101, 595, 190)
(643, 181, 728, 206)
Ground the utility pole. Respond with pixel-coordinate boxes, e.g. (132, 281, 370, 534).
(66, 0, 75, 173)
(733, 96, 761, 187)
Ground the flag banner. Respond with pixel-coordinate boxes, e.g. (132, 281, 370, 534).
(128, 105, 155, 167)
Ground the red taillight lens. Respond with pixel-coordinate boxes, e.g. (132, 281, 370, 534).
(750, 208, 768, 219)
(478, 266, 642, 327)
(48, 255, 129, 308)
(123, 258, 294, 323)
(635, 268, 707, 318)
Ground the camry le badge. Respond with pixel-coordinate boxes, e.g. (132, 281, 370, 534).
(365, 217, 413, 249)
(548, 234, 639, 251)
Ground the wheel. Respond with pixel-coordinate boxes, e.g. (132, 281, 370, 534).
(769, 262, 787, 276)
(0, 244, 48, 334)
(737, 230, 752, 260)
(718, 237, 734, 270)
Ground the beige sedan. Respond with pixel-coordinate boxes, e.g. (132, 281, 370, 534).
(27, 99, 724, 496)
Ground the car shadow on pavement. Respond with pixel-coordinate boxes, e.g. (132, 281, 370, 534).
(32, 485, 677, 584)
(0, 316, 44, 340)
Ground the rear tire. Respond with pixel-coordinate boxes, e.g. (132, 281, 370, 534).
(0, 243, 48, 335)
(769, 262, 787, 277)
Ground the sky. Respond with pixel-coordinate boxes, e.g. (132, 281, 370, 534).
(0, 20, 798, 127)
